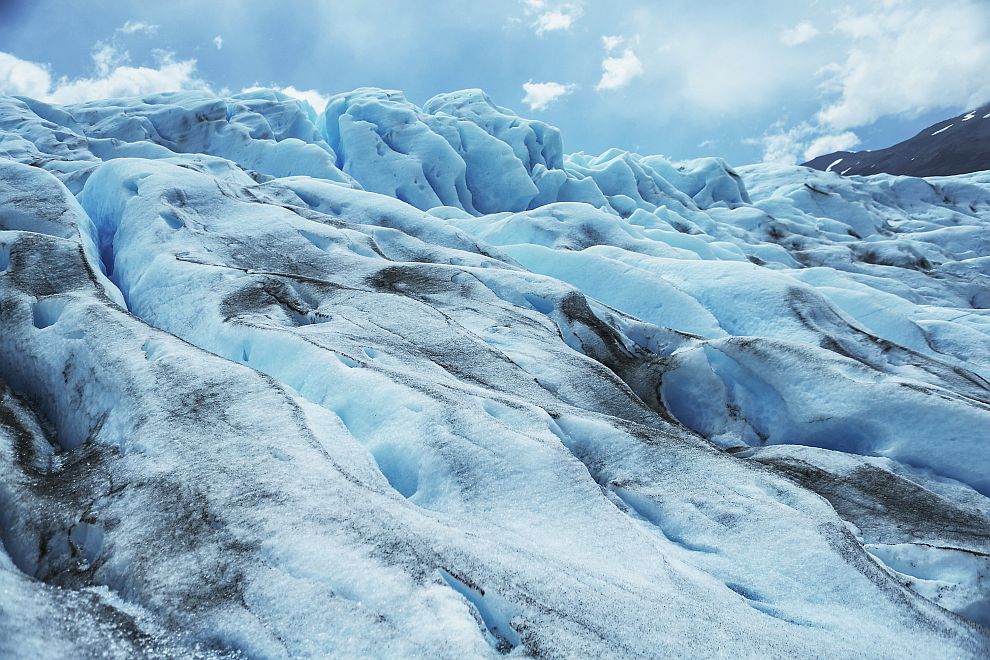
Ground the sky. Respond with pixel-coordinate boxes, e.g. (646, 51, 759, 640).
(1, 0, 989, 166)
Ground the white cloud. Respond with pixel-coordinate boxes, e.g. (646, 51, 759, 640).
(748, 123, 808, 165)
(276, 86, 329, 112)
(0, 45, 333, 114)
(214, 35, 224, 50)
(780, 21, 818, 47)
(760, 135, 803, 165)
(48, 57, 203, 104)
(521, 1, 582, 36)
(119, 21, 158, 36)
(241, 85, 330, 112)
(597, 0, 987, 140)
(521, 80, 574, 110)
(612, 8, 811, 117)
(534, 9, 580, 34)
(0, 49, 206, 105)
(601, 35, 624, 53)
(751, 121, 861, 165)
(818, 2, 990, 130)
(0, 18, 210, 106)
(596, 48, 643, 91)
(92, 42, 127, 77)
(0, 51, 52, 98)
(803, 131, 860, 160)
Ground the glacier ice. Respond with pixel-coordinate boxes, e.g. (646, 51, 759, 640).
(0, 88, 989, 658)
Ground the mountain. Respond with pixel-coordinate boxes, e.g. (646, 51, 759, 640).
(804, 102, 990, 176)
(1, 88, 989, 658)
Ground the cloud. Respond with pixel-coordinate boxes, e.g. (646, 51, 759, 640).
(743, 122, 802, 165)
(521, 80, 574, 110)
(0, 49, 206, 105)
(780, 21, 818, 46)
(214, 35, 224, 50)
(803, 131, 860, 160)
(522, 1, 582, 36)
(241, 85, 330, 113)
(1, 38, 329, 114)
(534, 9, 581, 35)
(601, 35, 624, 53)
(0, 19, 208, 105)
(280, 86, 329, 112)
(92, 42, 128, 77)
(744, 1, 990, 165)
(747, 123, 807, 165)
(818, 2, 990, 130)
(48, 56, 203, 104)
(0, 51, 52, 98)
(611, 7, 816, 117)
(596, 48, 642, 91)
(750, 121, 861, 165)
(119, 21, 158, 36)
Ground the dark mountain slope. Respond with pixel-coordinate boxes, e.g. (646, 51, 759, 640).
(805, 102, 990, 177)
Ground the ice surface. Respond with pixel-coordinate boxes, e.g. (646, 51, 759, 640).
(1, 88, 989, 658)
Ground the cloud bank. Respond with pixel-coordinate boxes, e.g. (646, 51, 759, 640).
(522, 80, 575, 110)
(0, 48, 205, 104)
(596, 37, 642, 91)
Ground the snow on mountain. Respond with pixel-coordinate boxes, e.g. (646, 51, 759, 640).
(804, 102, 990, 177)
(1, 89, 989, 658)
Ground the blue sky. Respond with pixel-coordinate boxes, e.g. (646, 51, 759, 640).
(1, 0, 989, 165)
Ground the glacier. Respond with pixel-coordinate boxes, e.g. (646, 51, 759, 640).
(0, 88, 988, 658)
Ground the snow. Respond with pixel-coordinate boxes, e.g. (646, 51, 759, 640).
(1, 88, 989, 657)
(931, 123, 954, 136)
(826, 157, 843, 171)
